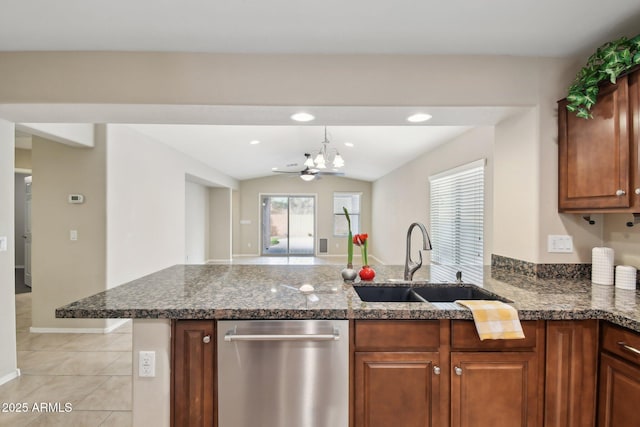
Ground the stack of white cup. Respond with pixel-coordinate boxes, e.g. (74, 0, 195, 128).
(615, 265, 638, 290)
(592, 247, 614, 285)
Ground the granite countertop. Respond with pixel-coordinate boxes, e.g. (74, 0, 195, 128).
(56, 264, 640, 332)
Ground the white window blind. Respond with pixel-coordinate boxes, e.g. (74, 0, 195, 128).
(333, 192, 361, 236)
(429, 159, 485, 270)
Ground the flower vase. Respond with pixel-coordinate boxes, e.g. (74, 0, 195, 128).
(359, 265, 376, 281)
(341, 264, 358, 283)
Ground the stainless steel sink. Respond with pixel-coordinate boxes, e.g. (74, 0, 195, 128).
(353, 283, 511, 303)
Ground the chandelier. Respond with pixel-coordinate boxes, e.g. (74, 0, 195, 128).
(303, 127, 345, 170)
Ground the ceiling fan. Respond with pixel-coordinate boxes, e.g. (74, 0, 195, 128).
(273, 153, 345, 181)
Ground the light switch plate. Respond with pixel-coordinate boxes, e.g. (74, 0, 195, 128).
(547, 235, 573, 253)
(0, 236, 7, 252)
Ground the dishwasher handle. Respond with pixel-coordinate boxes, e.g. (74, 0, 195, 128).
(224, 328, 340, 342)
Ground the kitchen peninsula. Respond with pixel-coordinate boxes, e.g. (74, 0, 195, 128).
(57, 264, 640, 427)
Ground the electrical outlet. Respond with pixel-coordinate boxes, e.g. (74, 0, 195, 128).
(70, 230, 78, 241)
(0, 236, 7, 252)
(139, 351, 156, 377)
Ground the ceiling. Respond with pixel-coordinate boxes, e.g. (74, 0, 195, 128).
(129, 124, 474, 182)
(1, 1, 639, 57)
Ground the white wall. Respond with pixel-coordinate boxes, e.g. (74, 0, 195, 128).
(185, 181, 210, 264)
(106, 125, 237, 288)
(0, 119, 18, 384)
(372, 127, 494, 265)
(604, 214, 640, 268)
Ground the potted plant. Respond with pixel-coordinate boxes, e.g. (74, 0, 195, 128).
(341, 207, 358, 282)
(353, 233, 375, 281)
(566, 33, 640, 119)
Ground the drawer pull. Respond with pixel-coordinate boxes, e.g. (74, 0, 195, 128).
(617, 341, 640, 356)
(616, 189, 626, 196)
(454, 366, 463, 376)
(433, 366, 441, 375)
(203, 335, 211, 344)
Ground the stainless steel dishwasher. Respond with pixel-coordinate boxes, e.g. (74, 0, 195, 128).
(217, 319, 349, 427)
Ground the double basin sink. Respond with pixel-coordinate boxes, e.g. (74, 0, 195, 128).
(353, 282, 511, 303)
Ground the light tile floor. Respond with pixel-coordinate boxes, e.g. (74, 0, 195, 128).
(0, 293, 132, 427)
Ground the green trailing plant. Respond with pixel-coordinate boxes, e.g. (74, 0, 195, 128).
(567, 33, 640, 119)
(343, 207, 353, 267)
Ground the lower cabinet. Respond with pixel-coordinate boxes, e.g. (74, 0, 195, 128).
(544, 320, 598, 427)
(172, 320, 216, 427)
(354, 352, 440, 427)
(597, 323, 640, 427)
(450, 351, 539, 427)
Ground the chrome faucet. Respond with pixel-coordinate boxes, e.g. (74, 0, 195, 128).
(404, 222, 432, 281)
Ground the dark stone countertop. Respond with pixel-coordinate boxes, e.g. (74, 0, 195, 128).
(55, 264, 640, 332)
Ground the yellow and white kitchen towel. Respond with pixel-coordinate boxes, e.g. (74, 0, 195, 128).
(455, 300, 525, 340)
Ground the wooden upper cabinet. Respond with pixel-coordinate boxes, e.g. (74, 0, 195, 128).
(558, 74, 633, 211)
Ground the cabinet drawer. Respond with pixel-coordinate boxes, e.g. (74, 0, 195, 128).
(451, 320, 540, 350)
(354, 320, 440, 351)
(601, 322, 640, 365)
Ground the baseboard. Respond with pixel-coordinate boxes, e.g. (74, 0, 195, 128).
(207, 258, 233, 263)
(30, 319, 130, 334)
(232, 253, 261, 257)
(0, 369, 21, 387)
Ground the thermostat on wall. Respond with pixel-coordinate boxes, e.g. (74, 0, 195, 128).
(68, 194, 84, 204)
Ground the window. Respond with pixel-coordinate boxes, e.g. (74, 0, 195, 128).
(333, 192, 361, 236)
(429, 159, 484, 272)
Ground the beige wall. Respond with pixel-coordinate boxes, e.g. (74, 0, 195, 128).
(372, 127, 494, 265)
(14, 148, 31, 170)
(0, 119, 18, 383)
(209, 187, 232, 261)
(604, 214, 640, 268)
(31, 134, 108, 330)
(235, 174, 371, 258)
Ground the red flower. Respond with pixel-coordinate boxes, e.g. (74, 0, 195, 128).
(353, 233, 368, 246)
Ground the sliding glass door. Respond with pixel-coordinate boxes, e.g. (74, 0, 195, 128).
(261, 195, 315, 256)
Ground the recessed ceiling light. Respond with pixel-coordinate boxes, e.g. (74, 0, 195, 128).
(250, 140, 261, 145)
(344, 142, 354, 148)
(272, 167, 279, 171)
(407, 113, 433, 123)
(291, 112, 315, 122)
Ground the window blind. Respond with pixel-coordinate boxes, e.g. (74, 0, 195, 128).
(429, 159, 485, 272)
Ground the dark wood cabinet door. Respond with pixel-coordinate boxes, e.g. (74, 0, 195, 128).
(559, 75, 631, 211)
(172, 320, 215, 427)
(598, 353, 640, 427)
(545, 320, 598, 427)
(354, 351, 440, 427)
(450, 352, 539, 427)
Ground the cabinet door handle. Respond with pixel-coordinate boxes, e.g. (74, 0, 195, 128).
(635, 188, 640, 195)
(203, 335, 211, 344)
(454, 366, 462, 376)
(616, 189, 626, 196)
(618, 341, 640, 356)
(433, 366, 441, 375)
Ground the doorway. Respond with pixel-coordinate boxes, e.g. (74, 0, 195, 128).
(261, 195, 315, 256)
